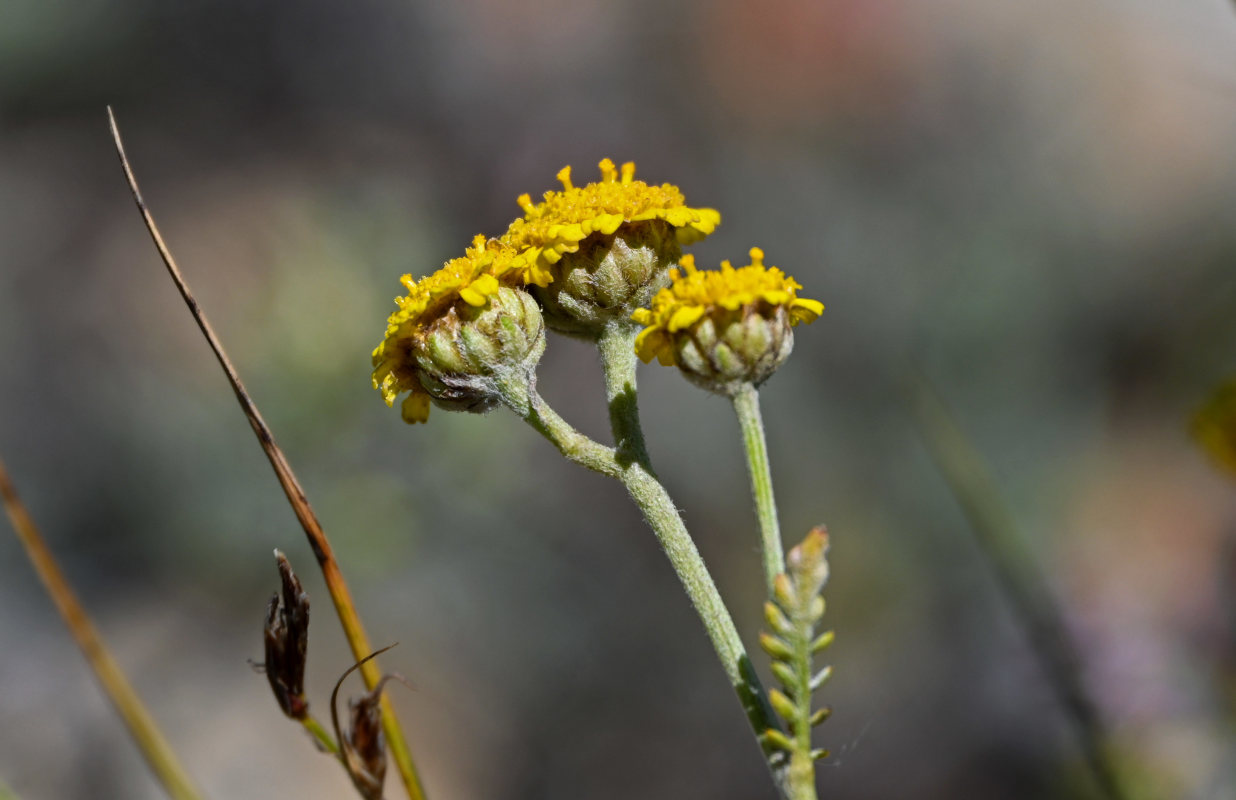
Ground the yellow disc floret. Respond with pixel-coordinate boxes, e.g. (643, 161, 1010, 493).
(372, 235, 524, 423)
(632, 247, 824, 369)
(502, 158, 721, 288)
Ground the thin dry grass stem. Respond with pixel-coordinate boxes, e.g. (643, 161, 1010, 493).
(106, 107, 426, 800)
(908, 372, 1130, 800)
(0, 456, 204, 800)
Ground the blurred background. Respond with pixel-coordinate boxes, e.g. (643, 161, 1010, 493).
(3, 0, 1236, 797)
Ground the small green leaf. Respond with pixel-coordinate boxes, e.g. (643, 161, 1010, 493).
(770, 661, 797, 689)
(759, 632, 794, 661)
(769, 688, 797, 722)
(763, 601, 793, 635)
(808, 596, 825, 623)
(773, 573, 795, 609)
(763, 728, 795, 753)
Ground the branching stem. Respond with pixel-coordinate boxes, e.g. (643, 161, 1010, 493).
(500, 320, 792, 795)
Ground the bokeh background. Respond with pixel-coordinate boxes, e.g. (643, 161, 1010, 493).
(3, 0, 1236, 798)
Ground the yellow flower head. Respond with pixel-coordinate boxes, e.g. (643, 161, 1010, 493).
(632, 247, 823, 366)
(372, 235, 527, 423)
(502, 158, 721, 288)
(1193, 377, 1236, 478)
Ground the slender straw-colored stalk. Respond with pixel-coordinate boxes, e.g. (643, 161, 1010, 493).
(106, 108, 426, 800)
(908, 374, 1129, 800)
(0, 457, 204, 800)
(732, 383, 784, 595)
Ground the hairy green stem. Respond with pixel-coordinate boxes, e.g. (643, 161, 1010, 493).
(496, 360, 788, 794)
(732, 383, 784, 595)
(597, 321, 653, 467)
(594, 321, 791, 795)
(497, 373, 620, 478)
(788, 619, 816, 800)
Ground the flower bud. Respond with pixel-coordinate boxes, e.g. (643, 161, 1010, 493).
(373, 237, 544, 423)
(502, 159, 719, 337)
(413, 285, 546, 413)
(532, 219, 680, 337)
(672, 302, 794, 395)
(632, 249, 823, 396)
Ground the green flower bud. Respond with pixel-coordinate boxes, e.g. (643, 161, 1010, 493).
(413, 286, 545, 415)
(533, 220, 681, 337)
(500, 159, 721, 338)
(372, 237, 545, 424)
(632, 249, 824, 397)
(673, 304, 795, 396)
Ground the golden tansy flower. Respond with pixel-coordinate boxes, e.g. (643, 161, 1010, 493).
(631, 248, 823, 394)
(1193, 377, 1236, 478)
(502, 158, 721, 288)
(372, 235, 538, 423)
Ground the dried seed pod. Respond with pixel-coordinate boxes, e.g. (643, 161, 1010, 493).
(262, 549, 310, 719)
(330, 645, 408, 800)
(341, 677, 398, 799)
